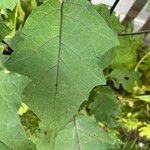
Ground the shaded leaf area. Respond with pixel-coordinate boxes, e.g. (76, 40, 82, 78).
(0, 0, 17, 10)
(20, 110, 39, 137)
(88, 86, 120, 127)
(5, 0, 119, 132)
(0, 53, 36, 150)
(0, 18, 11, 41)
(32, 115, 119, 150)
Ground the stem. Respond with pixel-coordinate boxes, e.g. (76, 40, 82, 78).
(118, 30, 150, 36)
(110, 0, 120, 15)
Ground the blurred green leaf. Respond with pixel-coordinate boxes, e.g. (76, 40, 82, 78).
(0, 0, 17, 10)
(0, 18, 11, 41)
(111, 35, 144, 68)
(1, 1, 25, 37)
(0, 55, 36, 150)
(136, 95, 150, 103)
(139, 124, 150, 139)
(109, 67, 140, 92)
(32, 115, 119, 150)
(89, 86, 120, 127)
(93, 4, 125, 33)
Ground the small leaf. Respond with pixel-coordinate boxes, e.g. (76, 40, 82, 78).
(89, 86, 120, 127)
(109, 67, 140, 92)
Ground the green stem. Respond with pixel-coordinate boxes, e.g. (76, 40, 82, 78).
(135, 50, 150, 72)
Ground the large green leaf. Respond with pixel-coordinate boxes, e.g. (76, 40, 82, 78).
(5, 0, 119, 131)
(0, 54, 36, 150)
(89, 86, 120, 126)
(0, 0, 17, 10)
(32, 115, 119, 150)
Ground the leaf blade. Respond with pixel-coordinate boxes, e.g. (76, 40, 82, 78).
(0, 53, 36, 150)
(0, 0, 17, 10)
(5, 0, 119, 130)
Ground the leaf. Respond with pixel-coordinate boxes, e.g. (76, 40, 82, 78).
(98, 48, 114, 70)
(0, 18, 11, 41)
(0, 55, 36, 150)
(104, 32, 143, 93)
(96, 11, 143, 70)
(0, 0, 17, 10)
(0, 2, 25, 36)
(89, 86, 120, 127)
(32, 115, 119, 150)
(93, 4, 125, 33)
(109, 67, 140, 92)
(111, 35, 144, 68)
(135, 95, 150, 103)
(0, 51, 9, 68)
(139, 124, 150, 139)
(5, 0, 119, 131)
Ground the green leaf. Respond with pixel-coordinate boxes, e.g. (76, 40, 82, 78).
(32, 115, 119, 150)
(109, 67, 140, 92)
(135, 95, 150, 103)
(0, 59, 36, 149)
(93, 4, 125, 33)
(99, 32, 143, 71)
(0, 0, 17, 10)
(0, 18, 11, 41)
(98, 48, 114, 70)
(89, 86, 120, 127)
(111, 35, 144, 68)
(0, 51, 9, 68)
(139, 124, 150, 139)
(5, 0, 119, 131)
(0, 2, 25, 37)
